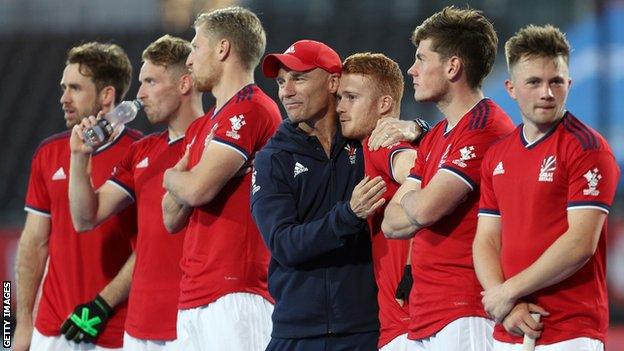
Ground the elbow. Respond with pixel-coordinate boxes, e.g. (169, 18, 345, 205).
(72, 218, 95, 232)
(382, 220, 398, 239)
(405, 204, 438, 228)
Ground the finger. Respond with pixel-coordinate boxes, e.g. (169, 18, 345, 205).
(96, 110, 105, 119)
(381, 130, 401, 148)
(357, 176, 382, 194)
(360, 182, 386, 203)
(88, 115, 98, 125)
(366, 197, 386, 215)
(518, 321, 541, 339)
(523, 313, 543, 331)
(527, 303, 550, 316)
(507, 326, 524, 337)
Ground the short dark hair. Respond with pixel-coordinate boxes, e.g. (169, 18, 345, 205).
(505, 24, 570, 71)
(66, 42, 132, 103)
(412, 6, 498, 89)
(195, 6, 266, 71)
(142, 34, 191, 73)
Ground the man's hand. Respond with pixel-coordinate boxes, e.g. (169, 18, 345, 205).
(481, 281, 517, 323)
(349, 176, 386, 219)
(60, 295, 113, 344)
(368, 118, 429, 151)
(12, 320, 33, 351)
(395, 264, 413, 307)
(501, 302, 549, 339)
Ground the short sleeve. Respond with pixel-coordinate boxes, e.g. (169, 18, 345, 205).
(439, 130, 498, 191)
(407, 144, 425, 184)
(212, 106, 265, 161)
(108, 143, 138, 201)
(368, 141, 412, 183)
(478, 149, 500, 217)
(24, 149, 51, 216)
(567, 149, 620, 213)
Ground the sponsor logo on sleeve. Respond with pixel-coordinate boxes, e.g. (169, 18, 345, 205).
(226, 115, 246, 140)
(452, 145, 476, 168)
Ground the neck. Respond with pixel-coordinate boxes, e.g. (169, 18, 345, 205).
(522, 114, 564, 143)
(167, 94, 204, 140)
(299, 109, 338, 156)
(212, 64, 254, 111)
(437, 87, 484, 129)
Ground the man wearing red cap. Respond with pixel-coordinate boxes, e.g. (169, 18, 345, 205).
(251, 40, 421, 350)
(161, 7, 281, 351)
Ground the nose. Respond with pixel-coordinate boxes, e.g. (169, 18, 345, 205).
(60, 89, 70, 105)
(137, 83, 147, 100)
(279, 80, 296, 100)
(186, 54, 193, 68)
(407, 61, 418, 78)
(336, 97, 347, 115)
(540, 83, 555, 100)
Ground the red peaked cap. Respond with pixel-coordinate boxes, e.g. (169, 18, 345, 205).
(262, 40, 342, 78)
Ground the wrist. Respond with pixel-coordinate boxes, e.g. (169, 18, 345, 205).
(503, 279, 521, 302)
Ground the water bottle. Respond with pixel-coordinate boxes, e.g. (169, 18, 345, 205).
(82, 99, 143, 147)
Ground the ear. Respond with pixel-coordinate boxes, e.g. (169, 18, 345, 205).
(328, 73, 340, 94)
(504, 79, 516, 100)
(179, 74, 193, 95)
(99, 86, 116, 112)
(217, 39, 230, 62)
(378, 95, 393, 116)
(446, 56, 462, 82)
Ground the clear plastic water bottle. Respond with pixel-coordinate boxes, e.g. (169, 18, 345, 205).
(83, 99, 143, 147)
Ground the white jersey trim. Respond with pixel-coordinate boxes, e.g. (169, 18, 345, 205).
(567, 205, 609, 214)
(439, 168, 475, 190)
(477, 213, 501, 218)
(24, 207, 51, 217)
(105, 179, 135, 202)
(211, 140, 249, 161)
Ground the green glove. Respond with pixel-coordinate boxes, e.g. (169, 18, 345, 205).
(60, 295, 113, 343)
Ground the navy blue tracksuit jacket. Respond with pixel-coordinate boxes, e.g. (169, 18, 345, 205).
(251, 120, 379, 339)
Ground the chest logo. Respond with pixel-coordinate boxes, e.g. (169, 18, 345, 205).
(344, 144, 357, 165)
(452, 145, 476, 168)
(583, 168, 602, 196)
(493, 161, 505, 176)
(136, 157, 149, 169)
(294, 162, 309, 178)
(538, 155, 556, 182)
(52, 167, 67, 181)
(226, 115, 246, 140)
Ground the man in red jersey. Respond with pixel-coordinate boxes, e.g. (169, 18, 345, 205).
(68, 35, 203, 350)
(161, 7, 281, 351)
(14, 42, 142, 351)
(382, 6, 515, 351)
(337, 52, 418, 351)
(473, 25, 620, 351)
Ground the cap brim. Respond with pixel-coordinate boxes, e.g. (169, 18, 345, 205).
(262, 54, 317, 78)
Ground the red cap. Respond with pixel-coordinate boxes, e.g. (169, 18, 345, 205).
(262, 40, 341, 78)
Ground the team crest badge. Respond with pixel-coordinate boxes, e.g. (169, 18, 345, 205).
(452, 145, 475, 168)
(344, 144, 357, 165)
(582, 168, 602, 196)
(226, 115, 246, 140)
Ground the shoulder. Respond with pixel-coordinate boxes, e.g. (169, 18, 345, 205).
(123, 127, 143, 141)
(560, 112, 609, 153)
(466, 99, 515, 134)
(36, 130, 71, 152)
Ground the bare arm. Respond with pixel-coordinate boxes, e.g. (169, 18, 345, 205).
(13, 213, 50, 351)
(391, 149, 417, 184)
(382, 179, 421, 239)
(68, 121, 132, 231)
(98, 251, 136, 308)
(482, 209, 605, 322)
(382, 170, 471, 238)
(162, 191, 192, 233)
(163, 143, 246, 207)
(472, 215, 505, 290)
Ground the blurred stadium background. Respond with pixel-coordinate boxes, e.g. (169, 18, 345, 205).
(1, 0, 622, 348)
